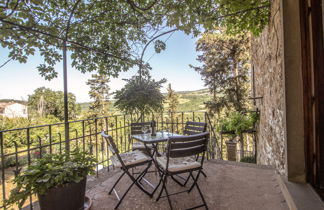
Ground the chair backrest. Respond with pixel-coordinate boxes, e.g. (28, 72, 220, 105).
(101, 131, 130, 169)
(166, 132, 209, 159)
(130, 122, 151, 135)
(183, 121, 207, 135)
(101, 131, 119, 155)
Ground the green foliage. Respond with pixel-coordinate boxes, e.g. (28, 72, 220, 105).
(165, 0, 270, 36)
(166, 83, 179, 131)
(191, 32, 251, 116)
(166, 84, 179, 114)
(1, 155, 28, 169)
(174, 89, 210, 112)
(37, 64, 58, 81)
(0, 115, 60, 147)
(249, 111, 259, 126)
(86, 74, 110, 117)
(28, 87, 80, 120)
(219, 111, 258, 136)
(0, 1, 269, 79)
(114, 75, 166, 114)
(240, 156, 256, 163)
(154, 40, 167, 53)
(80, 88, 211, 113)
(5, 149, 96, 208)
(214, 0, 270, 35)
(0, 116, 29, 132)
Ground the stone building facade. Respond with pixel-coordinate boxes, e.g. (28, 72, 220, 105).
(251, 0, 286, 175)
(250, 0, 324, 200)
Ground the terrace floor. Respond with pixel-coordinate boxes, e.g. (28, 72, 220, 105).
(86, 160, 288, 210)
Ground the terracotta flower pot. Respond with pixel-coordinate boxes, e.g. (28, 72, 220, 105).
(38, 177, 87, 210)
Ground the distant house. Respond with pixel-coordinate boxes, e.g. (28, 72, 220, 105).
(0, 102, 28, 118)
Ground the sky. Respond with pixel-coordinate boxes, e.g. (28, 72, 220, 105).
(0, 31, 205, 103)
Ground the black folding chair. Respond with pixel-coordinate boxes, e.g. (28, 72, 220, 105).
(172, 121, 208, 186)
(185, 121, 208, 176)
(183, 121, 207, 135)
(156, 132, 209, 210)
(101, 131, 153, 209)
(130, 122, 157, 179)
(130, 122, 153, 152)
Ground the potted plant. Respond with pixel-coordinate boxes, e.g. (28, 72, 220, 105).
(6, 149, 96, 210)
(219, 112, 258, 136)
(218, 111, 259, 159)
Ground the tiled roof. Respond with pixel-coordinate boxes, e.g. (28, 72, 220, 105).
(0, 102, 14, 108)
(0, 103, 11, 114)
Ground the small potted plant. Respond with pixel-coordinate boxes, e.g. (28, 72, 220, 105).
(6, 149, 96, 210)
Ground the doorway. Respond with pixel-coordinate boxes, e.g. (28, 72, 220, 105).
(300, 0, 324, 195)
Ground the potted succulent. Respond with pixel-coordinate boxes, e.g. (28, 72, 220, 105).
(6, 149, 96, 210)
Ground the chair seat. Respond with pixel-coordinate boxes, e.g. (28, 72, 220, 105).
(111, 150, 151, 168)
(156, 156, 201, 173)
(132, 142, 153, 150)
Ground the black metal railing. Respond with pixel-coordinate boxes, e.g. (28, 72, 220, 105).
(0, 115, 132, 209)
(220, 130, 257, 162)
(236, 150, 256, 163)
(0, 111, 220, 209)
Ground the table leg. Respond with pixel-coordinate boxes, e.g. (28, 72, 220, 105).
(140, 142, 163, 193)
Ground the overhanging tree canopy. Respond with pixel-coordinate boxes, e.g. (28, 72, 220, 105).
(0, 0, 270, 151)
(0, 0, 270, 78)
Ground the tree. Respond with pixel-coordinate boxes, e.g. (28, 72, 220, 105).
(86, 73, 110, 117)
(191, 32, 251, 157)
(28, 87, 80, 120)
(114, 73, 166, 115)
(213, 0, 270, 35)
(166, 83, 179, 131)
(191, 32, 251, 116)
(166, 83, 179, 114)
(0, 1, 269, 77)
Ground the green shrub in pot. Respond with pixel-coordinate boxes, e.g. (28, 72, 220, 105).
(218, 111, 259, 136)
(5, 149, 96, 208)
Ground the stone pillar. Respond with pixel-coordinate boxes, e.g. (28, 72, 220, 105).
(282, 0, 306, 183)
(226, 140, 237, 161)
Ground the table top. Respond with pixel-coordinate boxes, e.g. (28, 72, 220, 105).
(131, 132, 183, 143)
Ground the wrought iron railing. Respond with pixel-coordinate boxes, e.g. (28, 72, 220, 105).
(220, 130, 257, 161)
(0, 111, 220, 209)
(237, 150, 256, 160)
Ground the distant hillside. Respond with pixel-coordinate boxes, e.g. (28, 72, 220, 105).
(79, 102, 91, 111)
(168, 88, 210, 112)
(79, 88, 210, 112)
(174, 89, 209, 95)
(0, 99, 27, 105)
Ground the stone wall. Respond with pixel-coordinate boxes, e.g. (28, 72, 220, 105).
(251, 0, 286, 175)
